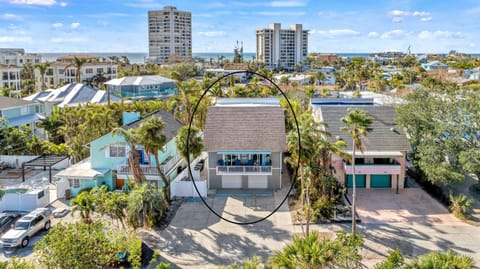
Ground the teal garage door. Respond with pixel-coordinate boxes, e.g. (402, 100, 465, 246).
(371, 174, 391, 188)
(346, 175, 366, 188)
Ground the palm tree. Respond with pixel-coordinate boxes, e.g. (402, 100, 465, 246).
(126, 184, 167, 229)
(71, 189, 96, 223)
(136, 116, 171, 202)
(111, 127, 146, 186)
(341, 108, 373, 234)
(175, 125, 203, 162)
(64, 56, 87, 83)
(34, 62, 51, 91)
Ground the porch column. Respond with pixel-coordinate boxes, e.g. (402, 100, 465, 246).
(366, 174, 371, 189)
(391, 174, 398, 190)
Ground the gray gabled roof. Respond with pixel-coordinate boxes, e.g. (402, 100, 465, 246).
(0, 96, 34, 110)
(319, 106, 411, 153)
(203, 106, 286, 152)
(123, 110, 184, 141)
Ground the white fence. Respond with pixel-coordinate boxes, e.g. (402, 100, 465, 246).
(170, 153, 207, 198)
(0, 188, 50, 211)
(0, 155, 70, 169)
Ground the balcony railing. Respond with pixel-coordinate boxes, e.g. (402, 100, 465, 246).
(216, 165, 272, 175)
(344, 164, 401, 175)
(117, 154, 182, 176)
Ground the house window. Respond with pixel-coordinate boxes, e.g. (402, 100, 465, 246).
(20, 106, 28, 115)
(109, 145, 126, 157)
(37, 190, 45, 199)
(69, 179, 80, 188)
(86, 68, 93, 74)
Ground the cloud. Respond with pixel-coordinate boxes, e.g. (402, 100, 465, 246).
(52, 22, 63, 28)
(256, 11, 305, 16)
(469, 42, 476, 48)
(269, 1, 307, 7)
(381, 29, 409, 39)
(59, 1, 67, 6)
(387, 9, 431, 23)
(9, 0, 57, 6)
(418, 30, 465, 39)
(314, 29, 361, 38)
(198, 31, 226, 37)
(367, 31, 379, 38)
(420, 17, 432, 22)
(1, 13, 22, 20)
(50, 37, 87, 43)
(0, 36, 32, 43)
(70, 22, 80, 28)
(125, 0, 163, 9)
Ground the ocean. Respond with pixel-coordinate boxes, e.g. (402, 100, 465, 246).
(40, 52, 480, 64)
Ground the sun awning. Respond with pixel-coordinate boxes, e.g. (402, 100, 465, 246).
(55, 159, 109, 180)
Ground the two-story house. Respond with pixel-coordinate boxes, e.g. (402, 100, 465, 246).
(0, 96, 44, 135)
(55, 110, 184, 197)
(311, 98, 411, 191)
(203, 98, 286, 190)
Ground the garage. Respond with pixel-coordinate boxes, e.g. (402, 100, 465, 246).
(222, 175, 242, 188)
(248, 175, 268, 189)
(371, 174, 391, 188)
(346, 174, 366, 188)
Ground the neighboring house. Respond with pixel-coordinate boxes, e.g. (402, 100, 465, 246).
(0, 64, 21, 93)
(421, 61, 448, 71)
(311, 100, 410, 191)
(464, 68, 480, 81)
(0, 96, 44, 135)
(34, 57, 118, 89)
(310, 67, 336, 85)
(55, 110, 184, 197)
(105, 75, 177, 99)
(24, 83, 121, 116)
(203, 98, 285, 190)
(204, 69, 248, 82)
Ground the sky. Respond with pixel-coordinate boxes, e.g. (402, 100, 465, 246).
(0, 0, 479, 54)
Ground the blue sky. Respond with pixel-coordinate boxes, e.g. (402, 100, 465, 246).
(0, 0, 479, 53)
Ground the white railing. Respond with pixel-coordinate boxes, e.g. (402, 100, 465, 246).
(170, 152, 207, 198)
(117, 154, 183, 176)
(216, 165, 272, 175)
(344, 164, 401, 175)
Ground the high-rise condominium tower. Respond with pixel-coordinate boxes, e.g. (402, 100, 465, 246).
(256, 23, 308, 71)
(148, 6, 192, 65)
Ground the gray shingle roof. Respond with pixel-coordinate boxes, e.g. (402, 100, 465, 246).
(123, 110, 184, 141)
(204, 106, 286, 152)
(0, 96, 34, 110)
(319, 106, 411, 153)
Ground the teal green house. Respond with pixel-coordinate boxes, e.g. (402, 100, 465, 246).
(0, 96, 44, 135)
(55, 110, 185, 197)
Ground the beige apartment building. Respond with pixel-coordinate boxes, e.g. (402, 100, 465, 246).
(256, 23, 308, 71)
(147, 6, 192, 65)
(34, 55, 118, 89)
(0, 48, 41, 66)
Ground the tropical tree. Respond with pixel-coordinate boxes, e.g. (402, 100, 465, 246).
(64, 56, 87, 83)
(34, 61, 51, 91)
(112, 127, 146, 186)
(405, 250, 474, 269)
(137, 116, 171, 202)
(176, 125, 204, 162)
(70, 189, 96, 223)
(341, 108, 373, 234)
(126, 183, 167, 229)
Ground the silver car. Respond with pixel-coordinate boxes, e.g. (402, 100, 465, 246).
(0, 208, 52, 248)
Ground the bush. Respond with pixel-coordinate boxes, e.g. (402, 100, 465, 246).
(406, 250, 475, 269)
(374, 249, 405, 269)
(449, 193, 473, 219)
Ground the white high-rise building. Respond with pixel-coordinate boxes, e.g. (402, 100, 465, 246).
(0, 48, 41, 66)
(256, 23, 308, 71)
(147, 6, 192, 65)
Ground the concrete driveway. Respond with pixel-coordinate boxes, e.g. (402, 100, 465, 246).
(139, 188, 294, 268)
(304, 188, 480, 268)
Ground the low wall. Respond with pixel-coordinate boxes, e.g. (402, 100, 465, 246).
(0, 188, 50, 211)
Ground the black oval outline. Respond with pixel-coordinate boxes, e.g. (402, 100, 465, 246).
(186, 70, 300, 225)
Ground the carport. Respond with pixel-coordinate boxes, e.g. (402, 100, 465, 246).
(22, 155, 69, 183)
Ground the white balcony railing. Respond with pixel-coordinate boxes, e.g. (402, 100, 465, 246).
(117, 154, 183, 177)
(216, 165, 272, 175)
(344, 164, 401, 175)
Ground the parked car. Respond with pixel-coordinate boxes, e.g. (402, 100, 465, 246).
(0, 208, 52, 248)
(0, 213, 21, 235)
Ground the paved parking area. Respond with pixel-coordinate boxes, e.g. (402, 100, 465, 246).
(139, 188, 294, 268)
(303, 188, 480, 268)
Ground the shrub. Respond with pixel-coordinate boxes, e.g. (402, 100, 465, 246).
(449, 193, 473, 219)
(374, 249, 405, 269)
